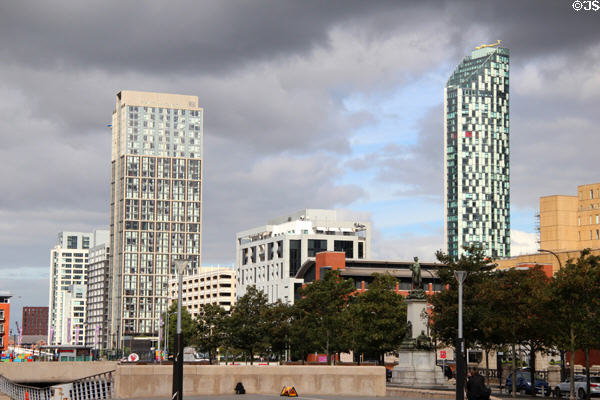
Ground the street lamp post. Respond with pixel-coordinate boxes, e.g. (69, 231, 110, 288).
(454, 270, 468, 400)
(172, 259, 188, 400)
(538, 249, 565, 381)
(164, 311, 176, 359)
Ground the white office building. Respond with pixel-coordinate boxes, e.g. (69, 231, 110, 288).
(48, 230, 108, 345)
(235, 209, 370, 304)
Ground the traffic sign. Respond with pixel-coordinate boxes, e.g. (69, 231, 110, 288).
(440, 350, 446, 359)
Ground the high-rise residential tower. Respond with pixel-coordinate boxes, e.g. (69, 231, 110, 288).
(109, 91, 203, 352)
(85, 242, 110, 350)
(48, 230, 108, 345)
(444, 42, 510, 258)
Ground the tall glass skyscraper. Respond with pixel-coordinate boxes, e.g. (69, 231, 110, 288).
(109, 91, 203, 351)
(444, 44, 510, 258)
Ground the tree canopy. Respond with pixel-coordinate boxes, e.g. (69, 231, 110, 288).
(349, 273, 407, 364)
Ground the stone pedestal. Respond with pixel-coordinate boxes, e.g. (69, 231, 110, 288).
(391, 295, 452, 389)
(406, 297, 428, 339)
(391, 350, 451, 388)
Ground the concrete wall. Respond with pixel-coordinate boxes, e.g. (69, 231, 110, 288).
(0, 361, 118, 383)
(115, 365, 386, 398)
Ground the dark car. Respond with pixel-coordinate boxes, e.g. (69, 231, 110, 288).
(506, 370, 550, 396)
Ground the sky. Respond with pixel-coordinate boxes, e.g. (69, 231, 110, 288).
(1, 0, 600, 327)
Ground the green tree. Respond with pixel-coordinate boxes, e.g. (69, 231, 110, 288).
(163, 301, 197, 354)
(195, 303, 228, 364)
(226, 285, 269, 364)
(429, 245, 496, 388)
(263, 300, 294, 363)
(294, 270, 355, 364)
(477, 266, 552, 397)
(349, 273, 407, 365)
(549, 249, 600, 400)
(429, 245, 496, 349)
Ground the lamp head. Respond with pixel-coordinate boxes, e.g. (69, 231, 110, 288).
(174, 259, 188, 275)
(454, 270, 468, 284)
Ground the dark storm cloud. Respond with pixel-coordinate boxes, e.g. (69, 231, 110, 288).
(0, 1, 401, 74)
(3, 1, 594, 76)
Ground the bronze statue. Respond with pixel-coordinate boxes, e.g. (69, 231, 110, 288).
(409, 256, 423, 291)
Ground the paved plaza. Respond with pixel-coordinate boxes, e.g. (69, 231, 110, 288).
(123, 396, 423, 400)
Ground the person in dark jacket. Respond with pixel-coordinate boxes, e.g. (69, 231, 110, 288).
(467, 367, 490, 400)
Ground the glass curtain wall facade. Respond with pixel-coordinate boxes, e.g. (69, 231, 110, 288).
(109, 91, 203, 351)
(444, 45, 510, 258)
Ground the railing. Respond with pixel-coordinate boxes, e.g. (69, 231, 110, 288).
(68, 370, 114, 400)
(0, 370, 114, 400)
(0, 375, 52, 400)
(475, 367, 549, 382)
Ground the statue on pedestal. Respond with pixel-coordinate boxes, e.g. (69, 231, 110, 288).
(408, 257, 425, 299)
(391, 256, 449, 388)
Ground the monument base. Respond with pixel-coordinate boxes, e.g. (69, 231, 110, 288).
(391, 350, 452, 389)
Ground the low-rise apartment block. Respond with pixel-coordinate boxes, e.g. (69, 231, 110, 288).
(169, 266, 235, 318)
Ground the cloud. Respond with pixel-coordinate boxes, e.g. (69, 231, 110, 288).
(371, 229, 444, 263)
(510, 229, 538, 256)
(1, 0, 600, 325)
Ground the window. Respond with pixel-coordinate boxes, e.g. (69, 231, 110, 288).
(67, 236, 78, 249)
(307, 239, 327, 257)
(597, 230, 599, 240)
(592, 190, 594, 200)
(289, 240, 301, 277)
(334, 240, 354, 258)
(579, 217, 581, 226)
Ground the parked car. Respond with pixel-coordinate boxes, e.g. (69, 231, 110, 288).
(506, 369, 550, 396)
(554, 375, 600, 399)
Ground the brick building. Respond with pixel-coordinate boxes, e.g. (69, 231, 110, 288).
(0, 292, 11, 351)
(22, 306, 48, 336)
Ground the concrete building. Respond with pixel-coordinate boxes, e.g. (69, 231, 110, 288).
(0, 292, 11, 351)
(48, 230, 108, 345)
(22, 306, 48, 336)
(235, 209, 370, 303)
(85, 242, 110, 351)
(444, 42, 510, 258)
(497, 182, 600, 274)
(539, 182, 600, 252)
(108, 90, 203, 351)
(168, 266, 235, 318)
